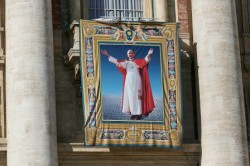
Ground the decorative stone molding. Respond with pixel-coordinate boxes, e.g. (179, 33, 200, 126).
(68, 48, 80, 79)
(70, 20, 80, 50)
(0, 138, 6, 151)
(179, 32, 193, 61)
(1, 141, 201, 153)
(0, 56, 5, 65)
(179, 32, 190, 40)
(58, 143, 200, 153)
(58, 143, 110, 152)
(179, 32, 191, 46)
(68, 20, 80, 80)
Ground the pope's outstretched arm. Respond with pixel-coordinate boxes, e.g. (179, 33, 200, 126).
(100, 49, 125, 68)
(101, 49, 110, 58)
(145, 48, 154, 62)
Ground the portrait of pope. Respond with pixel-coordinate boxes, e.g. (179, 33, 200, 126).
(100, 44, 163, 121)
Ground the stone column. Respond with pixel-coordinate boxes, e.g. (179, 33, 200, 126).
(153, 0, 168, 22)
(192, 1, 249, 165)
(69, 0, 81, 23)
(143, 0, 153, 18)
(6, 1, 58, 166)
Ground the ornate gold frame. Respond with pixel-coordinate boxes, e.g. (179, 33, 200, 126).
(80, 20, 182, 147)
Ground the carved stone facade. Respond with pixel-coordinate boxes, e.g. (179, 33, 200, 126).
(0, 0, 250, 165)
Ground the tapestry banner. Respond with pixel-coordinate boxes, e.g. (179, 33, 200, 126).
(80, 20, 182, 147)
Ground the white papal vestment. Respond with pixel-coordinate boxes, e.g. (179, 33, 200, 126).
(109, 56, 150, 115)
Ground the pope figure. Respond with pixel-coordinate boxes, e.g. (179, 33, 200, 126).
(101, 48, 155, 120)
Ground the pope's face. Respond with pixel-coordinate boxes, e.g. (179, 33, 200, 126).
(128, 50, 135, 59)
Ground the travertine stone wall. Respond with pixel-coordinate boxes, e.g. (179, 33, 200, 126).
(177, 0, 190, 33)
(6, 0, 58, 165)
(192, 0, 249, 165)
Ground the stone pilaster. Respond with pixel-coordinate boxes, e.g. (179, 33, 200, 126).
(153, 0, 168, 22)
(0, 0, 5, 139)
(81, 0, 88, 19)
(6, 1, 58, 165)
(69, 1, 81, 22)
(192, 0, 249, 165)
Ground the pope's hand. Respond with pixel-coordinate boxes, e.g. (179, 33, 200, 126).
(148, 48, 153, 55)
(101, 50, 110, 58)
(117, 63, 121, 67)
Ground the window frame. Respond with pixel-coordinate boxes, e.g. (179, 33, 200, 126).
(87, 0, 143, 21)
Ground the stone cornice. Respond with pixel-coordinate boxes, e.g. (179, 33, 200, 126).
(179, 33, 190, 40)
(69, 20, 79, 30)
(58, 143, 201, 153)
(58, 143, 110, 152)
(68, 48, 80, 66)
(0, 56, 5, 64)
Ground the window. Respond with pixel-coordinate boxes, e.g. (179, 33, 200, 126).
(88, 0, 143, 21)
(88, 0, 105, 19)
